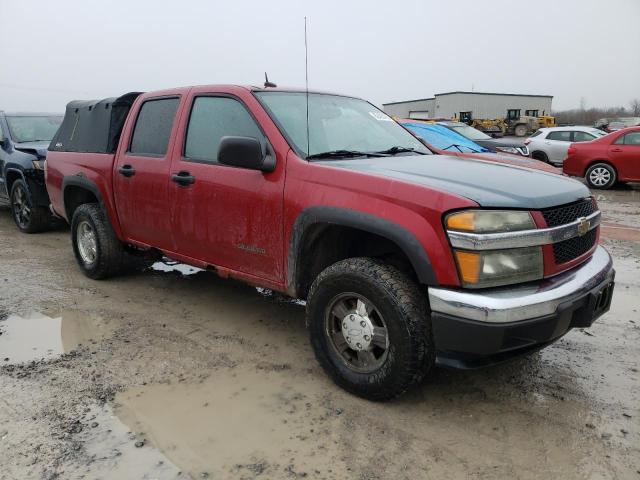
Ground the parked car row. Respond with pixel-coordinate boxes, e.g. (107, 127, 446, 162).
(524, 125, 640, 189)
(525, 126, 607, 165)
(0, 87, 616, 400)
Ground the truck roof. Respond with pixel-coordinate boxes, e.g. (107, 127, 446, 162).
(1, 111, 62, 116)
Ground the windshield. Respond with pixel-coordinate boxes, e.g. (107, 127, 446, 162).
(255, 92, 430, 158)
(6, 115, 62, 143)
(449, 124, 492, 141)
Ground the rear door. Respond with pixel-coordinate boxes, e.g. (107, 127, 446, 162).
(609, 131, 640, 180)
(544, 130, 573, 162)
(113, 93, 184, 250)
(168, 88, 287, 283)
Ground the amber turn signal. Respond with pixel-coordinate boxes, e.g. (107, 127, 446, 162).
(446, 212, 475, 231)
(454, 251, 481, 284)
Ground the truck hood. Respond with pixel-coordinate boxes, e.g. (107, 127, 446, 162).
(14, 141, 50, 158)
(320, 155, 589, 209)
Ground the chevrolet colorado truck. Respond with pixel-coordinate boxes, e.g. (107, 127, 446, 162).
(45, 85, 615, 400)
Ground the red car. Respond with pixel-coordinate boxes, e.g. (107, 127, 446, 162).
(563, 126, 640, 189)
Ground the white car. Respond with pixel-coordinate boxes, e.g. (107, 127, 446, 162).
(525, 126, 608, 165)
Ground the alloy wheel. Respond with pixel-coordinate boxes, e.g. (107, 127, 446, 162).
(76, 220, 98, 265)
(324, 292, 390, 373)
(11, 184, 31, 229)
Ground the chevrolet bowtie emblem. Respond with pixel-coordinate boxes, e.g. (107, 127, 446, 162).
(577, 217, 589, 236)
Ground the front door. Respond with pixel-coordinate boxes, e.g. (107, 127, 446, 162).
(169, 93, 286, 283)
(113, 95, 182, 250)
(609, 131, 640, 179)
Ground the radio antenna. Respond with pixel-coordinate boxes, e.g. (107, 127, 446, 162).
(304, 16, 310, 158)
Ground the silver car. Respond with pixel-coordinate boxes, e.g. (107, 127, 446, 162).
(525, 126, 607, 165)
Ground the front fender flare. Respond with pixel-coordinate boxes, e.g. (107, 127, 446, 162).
(288, 206, 438, 295)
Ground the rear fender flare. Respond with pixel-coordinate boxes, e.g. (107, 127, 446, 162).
(62, 176, 123, 238)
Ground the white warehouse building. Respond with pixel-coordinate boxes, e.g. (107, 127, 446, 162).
(383, 91, 553, 120)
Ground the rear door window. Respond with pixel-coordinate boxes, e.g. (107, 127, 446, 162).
(129, 97, 180, 156)
(618, 132, 640, 145)
(184, 96, 265, 163)
(573, 131, 596, 142)
(547, 131, 572, 141)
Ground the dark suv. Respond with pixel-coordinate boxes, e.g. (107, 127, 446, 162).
(0, 111, 62, 232)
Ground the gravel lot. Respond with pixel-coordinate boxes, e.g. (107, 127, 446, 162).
(1, 185, 639, 480)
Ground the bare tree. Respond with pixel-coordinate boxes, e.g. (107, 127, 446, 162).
(630, 99, 640, 116)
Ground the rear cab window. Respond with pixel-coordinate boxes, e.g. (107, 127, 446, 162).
(129, 97, 180, 156)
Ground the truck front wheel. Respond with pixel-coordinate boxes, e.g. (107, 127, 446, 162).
(306, 258, 434, 401)
(71, 203, 125, 279)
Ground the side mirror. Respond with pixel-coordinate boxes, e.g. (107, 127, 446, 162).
(218, 136, 275, 172)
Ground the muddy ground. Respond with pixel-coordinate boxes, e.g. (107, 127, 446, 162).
(0, 186, 639, 480)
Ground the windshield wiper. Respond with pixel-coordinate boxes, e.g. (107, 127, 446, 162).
(306, 150, 384, 160)
(374, 146, 425, 155)
(443, 144, 480, 154)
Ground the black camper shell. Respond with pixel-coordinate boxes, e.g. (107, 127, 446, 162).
(49, 92, 141, 154)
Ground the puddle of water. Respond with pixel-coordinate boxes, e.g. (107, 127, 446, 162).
(0, 311, 113, 364)
(151, 261, 203, 276)
(0, 312, 62, 363)
(116, 367, 345, 479)
(73, 404, 184, 479)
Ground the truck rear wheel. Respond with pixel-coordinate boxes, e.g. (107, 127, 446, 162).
(306, 258, 434, 401)
(71, 203, 125, 279)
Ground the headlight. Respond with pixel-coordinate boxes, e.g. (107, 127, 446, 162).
(495, 146, 519, 154)
(32, 160, 45, 170)
(446, 210, 543, 288)
(446, 210, 536, 233)
(453, 247, 543, 288)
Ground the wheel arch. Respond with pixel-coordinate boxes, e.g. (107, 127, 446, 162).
(288, 206, 437, 299)
(5, 167, 26, 195)
(62, 176, 123, 238)
(530, 150, 548, 161)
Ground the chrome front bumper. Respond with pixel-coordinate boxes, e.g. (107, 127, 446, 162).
(428, 246, 614, 323)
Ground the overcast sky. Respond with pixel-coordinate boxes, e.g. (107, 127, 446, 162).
(1, 0, 638, 113)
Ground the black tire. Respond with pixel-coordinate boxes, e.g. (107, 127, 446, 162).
(71, 203, 125, 279)
(514, 124, 528, 137)
(306, 258, 434, 401)
(531, 151, 549, 163)
(586, 162, 617, 189)
(10, 179, 51, 233)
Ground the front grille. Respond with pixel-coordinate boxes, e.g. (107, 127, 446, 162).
(542, 199, 597, 264)
(553, 229, 597, 264)
(541, 198, 595, 227)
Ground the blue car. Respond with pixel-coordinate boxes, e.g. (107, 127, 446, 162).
(401, 121, 492, 154)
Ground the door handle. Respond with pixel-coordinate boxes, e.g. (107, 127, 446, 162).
(611, 148, 623, 152)
(118, 165, 135, 177)
(171, 171, 196, 187)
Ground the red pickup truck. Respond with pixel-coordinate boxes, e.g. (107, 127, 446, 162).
(46, 85, 615, 400)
